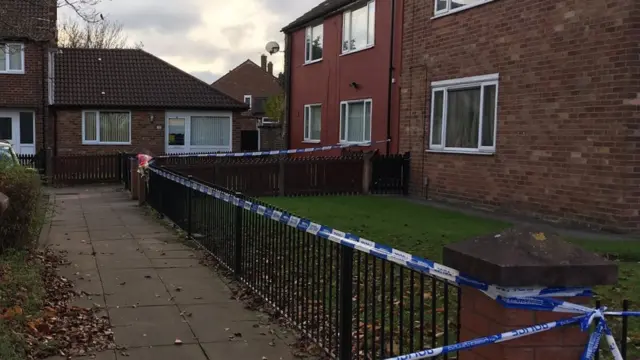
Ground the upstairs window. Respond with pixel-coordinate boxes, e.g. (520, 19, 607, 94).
(0, 43, 24, 73)
(435, 0, 492, 16)
(342, 0, 375, 53)
(305, 24, 323, 63)
(243, 95, 252, 108)
(429, 74, 499, 153)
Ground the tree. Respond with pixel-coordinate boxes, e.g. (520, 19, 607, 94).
(58, 18, 141, 49)
(0, 0, 103, 42)
(265, 93, 285, 122)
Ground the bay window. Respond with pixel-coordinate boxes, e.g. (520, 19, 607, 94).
(83, 111, 131, 145)
(340, 99, 372, 143)
(429, 73, 498, 153)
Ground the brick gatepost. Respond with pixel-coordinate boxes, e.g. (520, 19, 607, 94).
(443, 226, 618, 360)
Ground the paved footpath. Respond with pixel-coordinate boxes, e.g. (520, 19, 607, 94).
(43, 185, 298, 360)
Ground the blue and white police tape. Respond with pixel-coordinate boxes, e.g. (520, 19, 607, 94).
(155, 139, 391, 158)
(147, 166, 590, 299)
(149, 167, 640, 360)
(385, 315, 586, 360)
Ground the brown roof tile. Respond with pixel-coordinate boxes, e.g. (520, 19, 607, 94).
(211, 60, 282, 101)
(54, 48, 247, 110)
(0, 0, 55, 40)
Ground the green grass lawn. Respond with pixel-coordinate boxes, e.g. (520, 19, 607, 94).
(262, 195, 640, 357)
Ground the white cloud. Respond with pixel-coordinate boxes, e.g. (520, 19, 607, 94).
(59, 0, 322, 82)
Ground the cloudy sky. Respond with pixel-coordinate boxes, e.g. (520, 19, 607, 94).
(59, 0, 319, 84)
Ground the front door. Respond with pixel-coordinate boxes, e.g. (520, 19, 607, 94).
(0, 112, 35, 155)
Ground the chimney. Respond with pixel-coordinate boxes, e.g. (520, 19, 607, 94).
(261, 54, 267, 70)
(267, 62, 273, 75)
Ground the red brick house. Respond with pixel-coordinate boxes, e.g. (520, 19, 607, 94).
(51, 48, 248, 155)
(399, 0, 640, 231)
(212, 55, 285, 151)
(281, 0, 403, 155)
(0, 0, 56, 155)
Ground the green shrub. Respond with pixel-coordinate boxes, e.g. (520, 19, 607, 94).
(0, 163, 43, 252)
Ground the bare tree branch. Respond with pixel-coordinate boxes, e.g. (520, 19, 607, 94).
(58, 18, 137, 49)
(0, 0, 103, 42)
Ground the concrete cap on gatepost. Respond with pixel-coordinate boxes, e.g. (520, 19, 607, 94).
(443, 226, 618, 287)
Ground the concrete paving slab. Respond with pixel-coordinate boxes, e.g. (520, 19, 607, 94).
(150, 258, 201, 268)
(90, 228, 133, 241)
(145, 250, 197, 259)
(116, 344, 208, 360)
(48, 231, 91, 244)
(201, 339, 295, 360)
(93, 239, 143, 255)
(110, 306, 195, 348)
(101, 269, 171, 307)
(179, 303, 260, 343)
(126, 225, 167, 235)
(46, 350, 117, 360)
(97, 254, 153, 269)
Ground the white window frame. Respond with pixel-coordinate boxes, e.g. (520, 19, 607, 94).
(261, 117, 277, 125)
(429, 73, 499, 154)
(342, 0, 375, 54)
(304, 24, 323, 64)
(244, 95, 252, 108)
(303, 104, 322, 142)
(0, 43, 25, 74)
(433, 0, 495, 17)
(339, 99, 372, 144)
(82, 110, 132, 145)
(165, 110, 233, 154)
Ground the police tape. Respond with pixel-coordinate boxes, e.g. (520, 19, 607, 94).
(385, 315, 585, 360)
(148, 166, 639, 360)
(155, 139, 391, 158)
(147, 166, 589, 299)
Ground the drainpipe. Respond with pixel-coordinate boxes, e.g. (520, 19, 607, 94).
(41, 45, 47, 151)
(385, 0, 397, 155)
(284, 33, 293, 149)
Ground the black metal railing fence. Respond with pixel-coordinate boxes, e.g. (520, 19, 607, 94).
(146, 165, 460, 360)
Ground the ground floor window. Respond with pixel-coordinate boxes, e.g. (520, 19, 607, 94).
(429, 73, 498, 153)
(304, 104, 321, 141)
(340, 99, 371, 143)
(166, 112, 231, 153)
(82, 110, 131, 145)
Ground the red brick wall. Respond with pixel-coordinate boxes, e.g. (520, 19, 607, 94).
(55, 109, 249, 155)
(287, 0, 404, 155)
(399, 0, 640, 231)
(0, 42, 47, 150)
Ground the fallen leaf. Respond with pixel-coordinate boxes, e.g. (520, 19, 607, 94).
(174, 339, 183, 345)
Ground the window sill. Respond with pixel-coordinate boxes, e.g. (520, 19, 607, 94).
(340, 45, 375, 57)
(340, 142, 371, 146)
(426, 149, 495, 156)
(0, 70, 25, 75)
(431, 0, 495, 20)
(303, 59, 322, 66)
(83, 142, 132, 146)
(302, 140, 321, 144)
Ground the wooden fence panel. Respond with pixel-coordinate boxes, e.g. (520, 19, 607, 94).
(53, 154, 120, 185)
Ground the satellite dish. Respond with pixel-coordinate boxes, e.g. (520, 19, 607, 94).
(265, 41, 280, 55)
